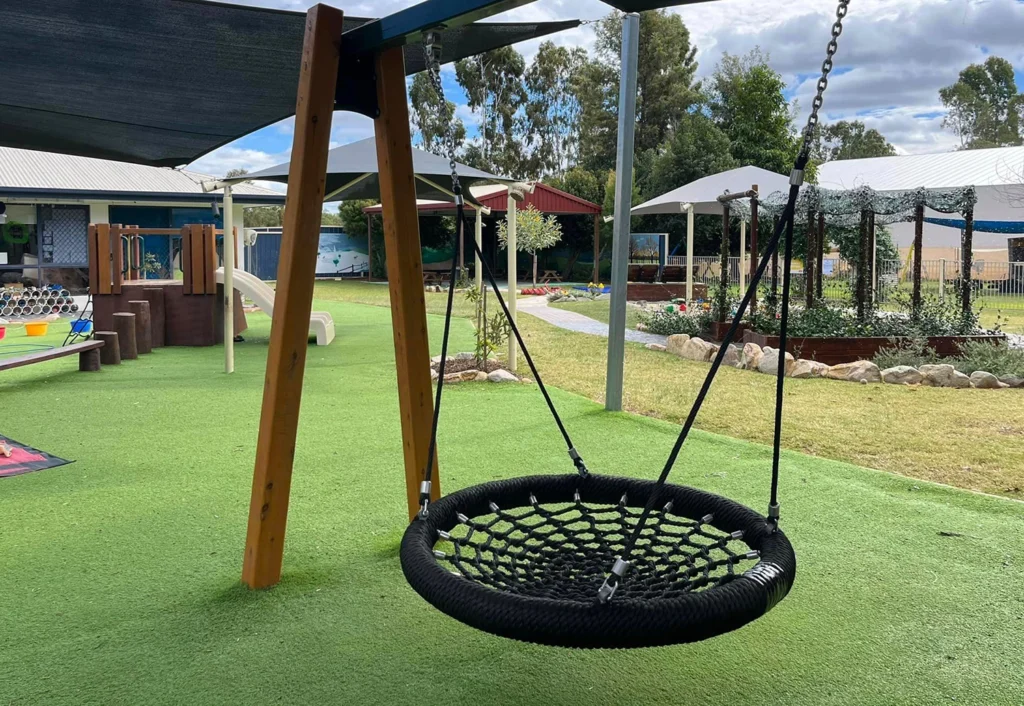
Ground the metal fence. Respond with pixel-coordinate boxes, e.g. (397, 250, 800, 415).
(664, 255, 1024, 310)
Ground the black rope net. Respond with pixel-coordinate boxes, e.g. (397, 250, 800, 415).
(434, 494, 759, 602)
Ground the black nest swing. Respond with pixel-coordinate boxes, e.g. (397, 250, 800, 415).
(401, 4, 850, 649)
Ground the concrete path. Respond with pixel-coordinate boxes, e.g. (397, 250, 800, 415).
(517, 296, 668, 345)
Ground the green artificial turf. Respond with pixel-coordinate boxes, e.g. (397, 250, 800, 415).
(1, 303, 1022, 705)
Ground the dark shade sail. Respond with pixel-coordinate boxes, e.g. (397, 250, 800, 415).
(237, 137, 511, 203)
(0, 0, 578, 168)
(602, 0, 720, 11)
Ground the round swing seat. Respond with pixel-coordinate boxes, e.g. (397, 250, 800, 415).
(401, 474, 796, 649)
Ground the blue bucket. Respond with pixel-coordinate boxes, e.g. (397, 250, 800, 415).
(71, 319, 93, 335)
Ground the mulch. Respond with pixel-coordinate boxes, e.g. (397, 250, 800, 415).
(432, 357, 507, 374)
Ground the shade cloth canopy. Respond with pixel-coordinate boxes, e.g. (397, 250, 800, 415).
(238, 138, 511, 203)
(0, 0, 578, 168)
(631, 166, 791, 217)
(603, 0, 722, 11)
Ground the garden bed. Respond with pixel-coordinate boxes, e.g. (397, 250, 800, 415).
(742, 331, 1007, 365)
(627, 282, 707, 301)
(705, 320, 749, 343)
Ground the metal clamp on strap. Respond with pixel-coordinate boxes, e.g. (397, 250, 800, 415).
(766, 502, 780, 531)
(423, 30, 443, 73)
(789, 169, 804, 186)
(568, 447, 589, 478)
(418, 480, 432, 520)
(597, 557, 629, 604)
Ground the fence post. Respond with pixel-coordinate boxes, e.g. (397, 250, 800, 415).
(939, 258, 946, 303)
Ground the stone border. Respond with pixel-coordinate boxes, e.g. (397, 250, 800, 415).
(644, 334, 1023, 390)
(430, 352, 529, 385)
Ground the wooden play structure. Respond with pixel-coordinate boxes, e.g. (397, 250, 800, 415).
(88, 223, 247, 347)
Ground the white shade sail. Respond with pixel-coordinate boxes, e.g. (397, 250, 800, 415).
(631, 165, 791, 216)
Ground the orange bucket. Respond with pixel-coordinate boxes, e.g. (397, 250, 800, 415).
(24, 322, 49, 336)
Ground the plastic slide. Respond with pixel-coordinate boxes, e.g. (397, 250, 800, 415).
(215, 268, 335, 346)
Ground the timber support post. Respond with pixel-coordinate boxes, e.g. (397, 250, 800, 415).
(749, 186, 758, 309)
(961, 206, 974, 318)
(242, 3, 344, 590)
(912, 203, 924, 316)
(856, 209, 869, 320)
(374, 45, 441, 521)
(719, 204, 730, 323)
(816, 212, 825, 299)
(805, 209, 816, 309)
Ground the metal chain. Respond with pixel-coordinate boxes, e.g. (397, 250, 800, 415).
(800, 1, 850, 158)
(423, 32, 462, 198)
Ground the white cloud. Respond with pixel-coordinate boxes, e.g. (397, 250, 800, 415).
(203, 0, 1023, 162)
(188, 146, 288, 178)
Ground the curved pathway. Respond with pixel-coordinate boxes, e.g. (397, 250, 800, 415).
(517, 296, 668, 345)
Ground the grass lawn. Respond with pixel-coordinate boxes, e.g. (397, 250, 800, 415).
(315, 282, 1024, 498)
(1, 298, 1022, 705)
(549, 297, 643, 330)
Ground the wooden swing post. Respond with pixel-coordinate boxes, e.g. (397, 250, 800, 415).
(374, 46, 441, 521)
(242, 4, 344, 590)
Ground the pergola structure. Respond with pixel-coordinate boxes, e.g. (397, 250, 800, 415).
(749, 184, 979, 318)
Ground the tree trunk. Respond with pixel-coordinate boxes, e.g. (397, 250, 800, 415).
(532, 253, 538, 285)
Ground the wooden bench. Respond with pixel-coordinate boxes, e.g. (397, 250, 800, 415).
(0, 340, 104, 373)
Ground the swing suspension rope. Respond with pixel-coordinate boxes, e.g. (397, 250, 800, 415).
(414, 0, 849, 611)
(417, 33, 590, 520)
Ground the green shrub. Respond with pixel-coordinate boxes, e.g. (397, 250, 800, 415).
(873, 337, 939, 370)
(953, 341, 1024, 377)
(748, 295, 980, 339)
(636, 307, 710, 336)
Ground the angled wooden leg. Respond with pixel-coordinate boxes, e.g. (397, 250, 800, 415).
(242, 3, 344, 590)
(374, 46, 441, 521)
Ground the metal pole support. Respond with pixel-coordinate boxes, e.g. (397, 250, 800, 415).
(604, 12, 640, 413)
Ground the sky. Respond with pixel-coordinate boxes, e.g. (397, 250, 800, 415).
(188, 0, 1024, 183)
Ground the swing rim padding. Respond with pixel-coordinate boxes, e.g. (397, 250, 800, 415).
(400, 473, 796, 649)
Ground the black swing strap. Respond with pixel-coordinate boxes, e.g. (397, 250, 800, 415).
(468, 231, 589, 477)
(420, 196, 589, 518)
(598, 0, 850, 602)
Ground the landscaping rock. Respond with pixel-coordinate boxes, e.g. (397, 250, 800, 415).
(998, 375, 1024, 388)
(950, 371, 971, 388)
(474, 370, 489, 381)
(758, 347, 795, 376)
(665, 334, 691, 357)
(455, 352, 477, 361)
(826, 360, 881, 383)
(444, 370, 482, 383)
(742, 342, 763, 371)
(430, 368, 439, 381)
(488, 369, 519, 383)
(430, 354, 446, 364)
(789, 358, 829, 379)
(881, 365, 923, 385)
(970, 371, 1002, 389)
(919, 364, 970, 388)
(645, 343, 667, 352)
(680, 337, 717, 362)
(722, 344, 742, 368)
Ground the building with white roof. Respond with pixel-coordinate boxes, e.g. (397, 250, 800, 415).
(0, 147, 283, 292)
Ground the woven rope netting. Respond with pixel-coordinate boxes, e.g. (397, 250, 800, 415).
(434, 494, 760, 603)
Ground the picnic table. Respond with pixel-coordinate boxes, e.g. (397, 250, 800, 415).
(539, 270, 563, 284)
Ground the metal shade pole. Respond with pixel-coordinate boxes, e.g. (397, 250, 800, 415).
(604, 12, 640, 412)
